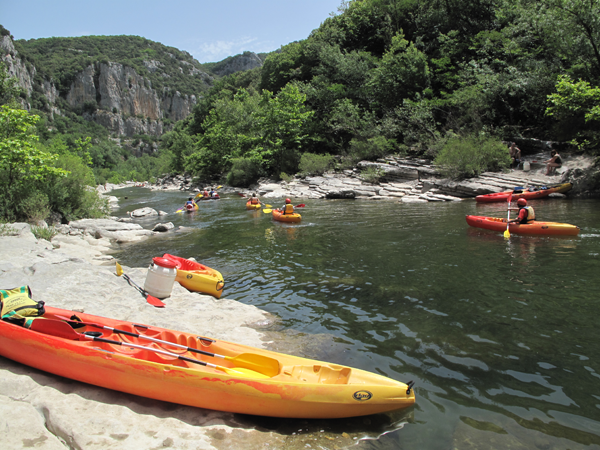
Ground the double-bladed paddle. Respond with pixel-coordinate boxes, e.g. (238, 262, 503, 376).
(116, 262, 165, 308)
(55, 315, 280, 377)
(30, 319, 269, 379)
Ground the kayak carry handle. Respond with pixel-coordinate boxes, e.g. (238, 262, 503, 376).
(406, 380, 415, 395)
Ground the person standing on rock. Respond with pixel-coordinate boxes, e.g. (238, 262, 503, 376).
(545, 149, 562, 175)
(509, 142, 522, 169)
(279, 198, 295, 215)
(509, 198, 535, 224)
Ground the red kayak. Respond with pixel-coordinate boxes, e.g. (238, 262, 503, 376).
(475, 183, 572, 203)
(466, 215, 580, 236)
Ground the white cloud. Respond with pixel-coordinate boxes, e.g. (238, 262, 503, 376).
(190, 37, 275, 63)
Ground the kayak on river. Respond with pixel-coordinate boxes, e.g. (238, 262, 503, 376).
(246, 201, 261, 210)
(466, 215, 580, 236)
(0, 305, 416, 418)
(161, 254, 224, 299)
(475, 183, 572, 203)
(272, 209, 302, 223)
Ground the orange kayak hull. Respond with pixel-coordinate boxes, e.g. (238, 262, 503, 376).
(466, 215, 580, 236)
(475, 183, 572, 203)
(272, 209, 302, 223)
(0, 306, 415, 419)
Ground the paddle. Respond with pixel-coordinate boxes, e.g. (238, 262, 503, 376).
(237, 192, 246, 197)
(55, 315, 280, 377)
(263, 203, 303, 214)
(30, 319, 269, 379)
(504, 192, 512, 239)
(115, 262, 165, 308)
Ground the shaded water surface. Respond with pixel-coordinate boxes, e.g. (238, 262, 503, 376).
(112, 188, 600, 449)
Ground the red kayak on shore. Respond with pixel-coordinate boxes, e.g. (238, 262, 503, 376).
(466, 215, 580, 236)
(475, 183, 572, 203)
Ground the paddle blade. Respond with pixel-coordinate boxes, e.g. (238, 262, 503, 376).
(31, 319, 83, 340)
(145, 294, 166, 308)
(504, 228, 510, 239)
(217, 185, 222, 189)
(237, 192, 246, 197)
(264, 204, 272, 208)
(228, 353, 280, 377)
(295, 204, 305, 208)
(116, 262, 123, 276)
(263, 209, 272, 214)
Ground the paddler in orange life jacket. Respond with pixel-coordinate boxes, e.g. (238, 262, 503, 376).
(249, 193, 261, 205)
(279, 198, 295, 215)
(509, 198, 535, 224)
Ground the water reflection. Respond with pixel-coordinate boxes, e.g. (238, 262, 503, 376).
(109, 190, 600, 449)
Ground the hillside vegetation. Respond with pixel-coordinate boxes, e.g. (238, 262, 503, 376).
(162, 0, 600, 185)
(14, 35, 212, 96)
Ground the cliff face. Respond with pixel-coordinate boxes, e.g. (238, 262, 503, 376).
(210, 52, 263, 77)
(1, 34, 206, 137)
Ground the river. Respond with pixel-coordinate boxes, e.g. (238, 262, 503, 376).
(110, 187, 600, 449)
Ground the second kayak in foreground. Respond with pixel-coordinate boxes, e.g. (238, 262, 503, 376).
(0, 306, 416, 419)
(466, 215, 580, 236)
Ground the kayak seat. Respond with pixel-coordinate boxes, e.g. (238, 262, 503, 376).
(282, 364, 351, 384)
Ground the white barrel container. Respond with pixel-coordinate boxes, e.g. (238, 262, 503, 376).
(144, 257, 177, 298)
(523, 161, 531, 171)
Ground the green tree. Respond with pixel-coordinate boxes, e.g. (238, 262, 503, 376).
(253, 84, 314, 175)
(0, 106, 67, 220)
(546, 75, 600, 150)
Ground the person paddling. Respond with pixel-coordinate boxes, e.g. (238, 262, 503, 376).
(279, 198, 295, 215)
(249, 193, 261, 205)
(509, 198, 535, 224)
(184, 197, 196, 209)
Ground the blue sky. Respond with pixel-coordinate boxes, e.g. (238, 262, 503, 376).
(1, 0, 343, 63)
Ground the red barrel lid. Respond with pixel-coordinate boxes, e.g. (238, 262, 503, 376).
(152, 257, 178, 269)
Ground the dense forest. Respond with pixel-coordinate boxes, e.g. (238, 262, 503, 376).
(162, 0, 600, 185)
(2, 0, 600, 224)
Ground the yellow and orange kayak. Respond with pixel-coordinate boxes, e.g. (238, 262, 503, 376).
(246, 201, 262, 210)
(0, 306, 416, 418)
(162, 254, 225, 298)
(272, 209, 302, 223)
(466, 215, 580, 236)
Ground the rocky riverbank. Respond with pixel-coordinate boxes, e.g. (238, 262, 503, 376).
(150, 152, 599, 202)
(1, 220, 406, 449)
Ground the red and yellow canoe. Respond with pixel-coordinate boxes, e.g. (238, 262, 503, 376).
(466, 215, 580, 236)
(0, 306, 415, 418)
(272, 209, 302, 223)
(475, 183, 572, 203)
(162, 254, 225, 299)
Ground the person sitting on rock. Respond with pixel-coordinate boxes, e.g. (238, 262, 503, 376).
(509, 198, 535, 224)
(279, 198, 295, 215)
(509, 142, 522, 169)
(249, 193, 261, 205)
(545, 149, 562, 175)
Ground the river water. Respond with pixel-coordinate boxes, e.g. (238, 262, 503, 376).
(110, 187, 600, 449)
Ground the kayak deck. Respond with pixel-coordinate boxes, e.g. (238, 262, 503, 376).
(466, 215, 580, 236)
(475, 183, 573, 203)
(0, 306, 415, 419)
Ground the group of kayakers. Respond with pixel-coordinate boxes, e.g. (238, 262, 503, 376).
(247, 194, 296, 215)
(180, 187, 221, 210)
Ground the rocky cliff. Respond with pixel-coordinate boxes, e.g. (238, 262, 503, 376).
(209, 51, 263, 76)
(0, 32, 210, 137)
